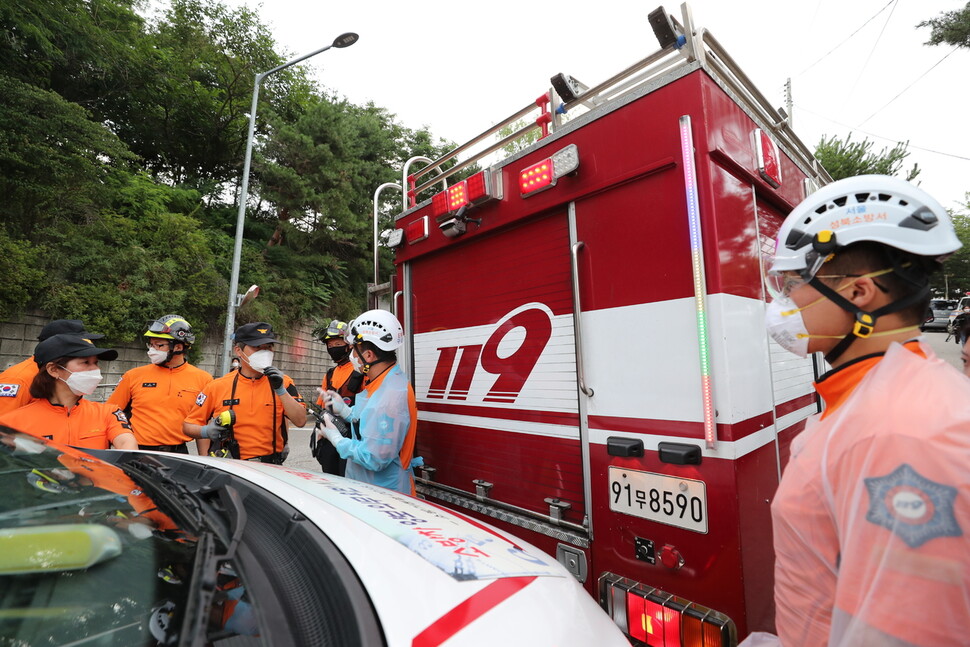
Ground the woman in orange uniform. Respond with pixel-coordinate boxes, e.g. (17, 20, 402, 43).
(0, 333, 137, 450)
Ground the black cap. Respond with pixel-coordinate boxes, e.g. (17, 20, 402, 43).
(34, 334, 118, 367)
(38, 319, 104, 342)
(233, 322, 278, 346)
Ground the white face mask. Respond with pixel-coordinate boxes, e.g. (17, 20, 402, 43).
(58, 366, 104, 396)
(349, 348, 365, 373)
(147, 348, 169, 365)
(765, 296, 811, 358)
(245, 349, 274, 373)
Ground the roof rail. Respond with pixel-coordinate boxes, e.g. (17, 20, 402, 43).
(401, 3, 829, 208)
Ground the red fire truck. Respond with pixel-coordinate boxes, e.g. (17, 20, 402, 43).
(374, 4, 831, 644)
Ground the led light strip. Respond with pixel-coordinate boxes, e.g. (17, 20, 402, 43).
(679, 115, 716, 449)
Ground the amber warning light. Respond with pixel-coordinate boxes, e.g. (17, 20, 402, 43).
(518, 144, 580, 197)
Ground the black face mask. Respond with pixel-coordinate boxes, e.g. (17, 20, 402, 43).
(327, 345, 351, 363)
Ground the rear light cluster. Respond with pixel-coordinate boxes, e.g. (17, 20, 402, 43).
(600, 574, 737, 647)
(430, 169, 497, 219)
(517, 143, 580, 197)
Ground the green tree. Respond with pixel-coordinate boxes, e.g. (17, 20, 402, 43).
(496, 119, 544, 157)
(133, 0, 314, 190)
(814, 134, 919, 182)
(919, 3, 970, 48)
(940, 195, 970, 298)
(0, 75, 135, 233)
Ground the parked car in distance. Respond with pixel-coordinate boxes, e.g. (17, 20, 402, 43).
(922, 298, 957, 331)
(0, 428, 630, 646)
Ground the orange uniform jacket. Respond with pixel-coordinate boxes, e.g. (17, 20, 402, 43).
(315, 361, 358, 407)
(185, 371, 305, 460)
(0, 398, 131, 450)
(107, 362, 213, 446)
(0, 357, 39, 415)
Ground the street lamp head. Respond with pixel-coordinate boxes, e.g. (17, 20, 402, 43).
(333, 32, 359, 48)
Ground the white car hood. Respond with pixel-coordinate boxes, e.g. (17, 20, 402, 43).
(179, 457, 627, 646)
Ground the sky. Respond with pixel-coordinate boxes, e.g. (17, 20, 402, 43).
(223, 0, 970, 212)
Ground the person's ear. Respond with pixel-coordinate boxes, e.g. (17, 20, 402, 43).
(45, 362, 61, 378)
(846, 276, 881, 309)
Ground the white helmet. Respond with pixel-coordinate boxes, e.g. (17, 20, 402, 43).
(351, 310, 404, 351)
(770, 174, 960, 280)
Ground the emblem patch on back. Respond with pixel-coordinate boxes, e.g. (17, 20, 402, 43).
(865, 463, 961, 548)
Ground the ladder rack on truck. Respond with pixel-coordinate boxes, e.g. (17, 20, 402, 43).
(375, 4, 831, 645)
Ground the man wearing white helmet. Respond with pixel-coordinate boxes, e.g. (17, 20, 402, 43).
(758, 175, 970, 646)
(319, 309, 418, 495)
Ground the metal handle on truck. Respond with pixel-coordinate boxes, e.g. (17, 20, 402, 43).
(570, 241, 594, 397)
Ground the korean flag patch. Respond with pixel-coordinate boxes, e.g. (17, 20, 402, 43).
(0, 384, 20, 398)
(865, 463, 962, 548)
(195, 393, 207, 407)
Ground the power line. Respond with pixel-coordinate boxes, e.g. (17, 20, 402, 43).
(794, 102, 970, 161)
(841, 0, 899, 109)
(796, 0, 897, 77)
(856, 47, 959, 127)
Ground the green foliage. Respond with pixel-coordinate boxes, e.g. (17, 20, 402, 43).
(814, 134, 920, 182)
(0, 75, 135, 232)
(0, 230, 47, 318)
(919, 4, 970, 49)
(497, 119, 544, 157)
(939, 196, 970, 298)
(36, 186, 231, 342)
(0, 0, 462, 345)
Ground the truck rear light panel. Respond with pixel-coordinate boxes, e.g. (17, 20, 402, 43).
(430, 170, 500, 219)
(404, 216, 429, 244)
(518, 144, 580, 197)
(600, 573, 737, 647)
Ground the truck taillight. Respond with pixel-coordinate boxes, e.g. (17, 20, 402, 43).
(430, 170, 498, 218)
(600, 573, 737, 647)
(404, 216, 429, 244)
(518, 144, 579, 197)
(753, 128, 781, 188)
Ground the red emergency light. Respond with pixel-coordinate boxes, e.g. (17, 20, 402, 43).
(404, 216, 429, 244)
(518, 143, 580, 197)
(753, 128, 781, 188)
(430, 170, 498, 219)
(600, 574, 736, 647)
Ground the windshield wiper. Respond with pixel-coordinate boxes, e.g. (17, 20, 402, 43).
(110, 454, 248, 647)
(112, 453, 245, 552)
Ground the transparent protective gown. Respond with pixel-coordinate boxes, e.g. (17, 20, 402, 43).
(764, 341, 970, 647)
(334, 364, 415, 495)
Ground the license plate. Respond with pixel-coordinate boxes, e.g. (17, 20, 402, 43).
(608, 467, 708, 534)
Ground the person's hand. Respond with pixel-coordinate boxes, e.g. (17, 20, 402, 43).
(325, 390, 351, 420)
(321, 412, 344, 446)
(263, 366, 286, 395)
(201, 417, 229, 440)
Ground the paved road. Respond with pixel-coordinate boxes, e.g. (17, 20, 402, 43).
(921, 328, 963, 372)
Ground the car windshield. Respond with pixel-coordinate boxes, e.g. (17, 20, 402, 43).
(0, 430, 248, 646)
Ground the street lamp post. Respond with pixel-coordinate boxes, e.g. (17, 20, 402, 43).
(221, 32, 359, 375)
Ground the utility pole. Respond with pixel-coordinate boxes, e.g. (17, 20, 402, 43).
(785, 78, 793, 129)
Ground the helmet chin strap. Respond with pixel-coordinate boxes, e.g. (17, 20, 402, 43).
(808, 277, 929, 364)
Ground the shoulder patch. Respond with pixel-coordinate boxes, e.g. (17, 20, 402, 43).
(0, 384, 20, 397)
(865, 463, 962, 548)
(195, 393, 207, 407)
